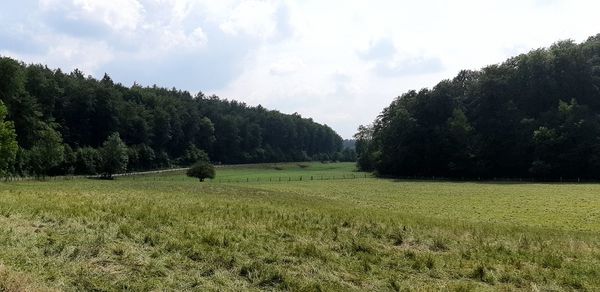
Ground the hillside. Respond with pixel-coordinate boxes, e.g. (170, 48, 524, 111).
(0, 57, 343, 177)
(357, 34, 600, 179)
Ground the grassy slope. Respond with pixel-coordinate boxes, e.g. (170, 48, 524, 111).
(0, 162, 599, 291)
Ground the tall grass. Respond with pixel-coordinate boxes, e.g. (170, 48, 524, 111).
(0, 162, 599, 290)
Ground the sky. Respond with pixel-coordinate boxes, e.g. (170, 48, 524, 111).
(1, 1, 600, 138)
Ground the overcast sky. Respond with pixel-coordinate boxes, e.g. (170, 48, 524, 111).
(1, 0, 599, 138)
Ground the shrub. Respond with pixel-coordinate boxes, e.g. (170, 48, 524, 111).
(186, 161, 215, 182)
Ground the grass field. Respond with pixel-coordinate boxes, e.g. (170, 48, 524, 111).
(1, 162, 599, 291)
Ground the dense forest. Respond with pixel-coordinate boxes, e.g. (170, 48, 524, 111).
(0, 57, 351, 177)
(356, 34, 600, 179)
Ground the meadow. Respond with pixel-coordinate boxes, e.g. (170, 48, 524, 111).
(0, 162, 599, 291)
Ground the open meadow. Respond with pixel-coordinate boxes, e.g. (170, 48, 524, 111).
(1, 162, 600, 291)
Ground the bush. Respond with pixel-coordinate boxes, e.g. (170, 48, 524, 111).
(186, 161, 215, 182)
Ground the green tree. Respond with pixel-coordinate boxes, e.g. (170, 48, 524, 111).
(180, 144, 209, 166)
(28, 124, 64, 178)
(75, 147, 101, 175)
(356, 34, 600, 179)
(0, 101, 18, 176)
(354, 124, 376, 171)
(0, 56, 344, 173)
(445, 108, 475, 175)
(99, 133, 128, 179)
(341, 148, 357, 162)
(186, 161, 215, 182)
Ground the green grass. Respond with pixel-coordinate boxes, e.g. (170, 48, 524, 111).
(134, 162, 367, 182)
(1, 162, 599, 291)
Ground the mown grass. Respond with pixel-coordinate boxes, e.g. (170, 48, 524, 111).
(0, 162, 599, 291)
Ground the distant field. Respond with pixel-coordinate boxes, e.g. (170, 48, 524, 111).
(1, 162, 599, 291)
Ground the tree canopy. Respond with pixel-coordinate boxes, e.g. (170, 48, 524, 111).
(99, 133, 129, 179)
(0, 57, 343, 177)
(186, 161, 215, 182)
(357, 34, 600, 179)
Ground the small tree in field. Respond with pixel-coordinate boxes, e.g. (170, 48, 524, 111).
(187, 161, 215, 182)
(99, 132, 128, 179)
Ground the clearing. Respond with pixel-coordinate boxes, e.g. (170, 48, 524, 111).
(0, 162, 599, 291)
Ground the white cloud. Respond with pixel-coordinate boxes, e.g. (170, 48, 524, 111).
(40, 0, 144, 32)
(3, 0, 600, 138)
(155, 26, 207, 51)
(219, 0, 279, 38)
(4, 36, 114, 74)
(190, 27, 208, 45)
(270, 57, 305, 75)
(374, 56, 444, 77)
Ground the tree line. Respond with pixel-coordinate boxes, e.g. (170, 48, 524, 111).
(356, 34, 600, 179)
(0, 57, 353, 178)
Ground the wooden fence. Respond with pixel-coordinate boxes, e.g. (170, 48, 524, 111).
(213, 173, 372, 183)
(4, 168, 596, 184)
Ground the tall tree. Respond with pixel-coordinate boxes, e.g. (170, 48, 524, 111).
(99, 133, 129, 179)
(358, 34, 600, 179)
(27, 124, 64, 178)
(0, 56, 343, 177)
(0, 101, 17, 176)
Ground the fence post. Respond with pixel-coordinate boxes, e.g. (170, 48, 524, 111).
(311, 176, 313, 180)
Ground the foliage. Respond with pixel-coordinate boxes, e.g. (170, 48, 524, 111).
(179, 144, 209, 166)
(186, 161, 215, 181)
(0, 101, 17, 176)
(127, 144, 156, 171)
(0, 163, 599, 290)
(27, 124, 64, 178)
(358, 34, 600, 179)
(75, 147, 100, 175)
(0, 58, 343, 177)
(340, 147, 357, 162)
(98, 132, 128, 179)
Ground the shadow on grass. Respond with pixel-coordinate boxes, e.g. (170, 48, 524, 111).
(383, 177, 600, 185)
